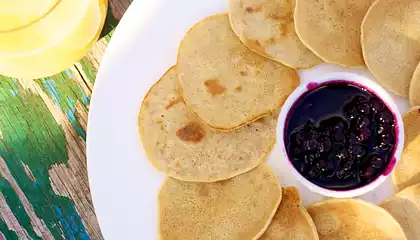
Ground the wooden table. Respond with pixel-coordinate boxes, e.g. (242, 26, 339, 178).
(0, 0, 130, 239)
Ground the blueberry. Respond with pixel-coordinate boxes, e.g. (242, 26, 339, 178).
(376, 110, 394, 125)
(335, 147, 348, 160)
(318, 136, 332, 153)
(349, 144, 366, 159)
(359, 103, 371, 115)
(356, 115, 371, 129)
(319, 117, 348, 144)
(304, 154, 317, 165)
(380, 133, 394, 145)
(375, 133, 394, 151)
(293, 159, 307, 174)
(377, 123, 393, 135)
(318, 128, 331, 137)
(344, 106, 358, 120)
(353, 96, 368, 104)
(329, 145, 348, 163)
(370, 155, 385, 169)
(358, 127, 372, 142)
(320, 116, 348, 132)
(304, 120, 315, 131)
(344, 96, 368, 119)
(316, 159, 328, 171)
(360, 166, 376, 181)
(331, 132, 345, 143)
(317, 159, 336, 176)
(327, 152, 340, 166)
(289, 145, 302, 157)
(302, 139, 318, 152)
(337, 168, 354, 180)
(307, 166, 322, 180)
(369, 97, 385, 113)
(347, 133, 361, 145)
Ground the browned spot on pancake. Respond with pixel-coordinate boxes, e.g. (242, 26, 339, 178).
(268, 13, 293, 23)
(160, 125, 165, 131)
(199, 186, 209, 197)
(245, 7, 254, 13)
(280, 24, 289, 36)
(165, 97, 183, 110)
(235, 86, 242, 92)
(204, 79, 226, 95)
(143, 101, 149, 108)
(240, 71, 248, 76)
(245, 6, 262, 13)
(176, 122, 205, 143)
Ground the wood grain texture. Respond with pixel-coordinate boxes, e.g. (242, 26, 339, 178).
(0, 0, 132, 239)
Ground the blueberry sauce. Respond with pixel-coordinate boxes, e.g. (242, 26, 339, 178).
(285, 82, 396, 190)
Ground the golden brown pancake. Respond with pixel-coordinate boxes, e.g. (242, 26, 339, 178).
(294, 0, 374, 67)
(307, 198, 406, 240)
(381, 183, 420, 240)
(260, 187, 318, 240)
(158, 164, 282, 240)
(229, 0, 322, 69)
(177, 14, 300, 130)
(409, 62, 420, 106)
(361, 0, 420, 97)
(393, 107, 420, 191)
(138, 66, 278, 182)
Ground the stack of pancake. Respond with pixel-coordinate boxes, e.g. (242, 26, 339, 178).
(138, 14, 307, 239)
(136, 0, 420, 238)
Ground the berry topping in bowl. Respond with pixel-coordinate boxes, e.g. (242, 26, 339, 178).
(285, 82, 397, 190)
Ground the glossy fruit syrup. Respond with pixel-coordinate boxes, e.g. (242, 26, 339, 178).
(285, 82, 396, 190)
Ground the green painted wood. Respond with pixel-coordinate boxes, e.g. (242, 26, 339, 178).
(0, 77, 81, 239)
(0, 0, 131, 239)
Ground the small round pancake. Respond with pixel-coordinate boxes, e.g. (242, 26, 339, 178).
(393, 107, 420, 191)
(294, 0, 374, 67)
(260, 187, 318, 240)
(409, 62, 420, 106)
(228, 0, 322, 69)
(177, 14, 300, 131)
(381, 184, 420, 240)
(361, 0, 420, 97)
(138, 66, 278, 182)
(307, 198, 406, 240)
(158, 164, 282, 240)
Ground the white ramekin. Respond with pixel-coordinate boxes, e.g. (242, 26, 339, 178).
(277, 72, 404, 198)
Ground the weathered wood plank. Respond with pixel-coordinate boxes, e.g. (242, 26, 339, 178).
(0, 0, 131, 239)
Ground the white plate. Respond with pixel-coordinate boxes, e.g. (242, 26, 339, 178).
(87, 1, 411, 239)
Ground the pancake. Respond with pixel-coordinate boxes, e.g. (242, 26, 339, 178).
(177, 14, 300, 131)
(158, 164, 282, 240)
(260, 187, 318, 240)
(228, 0, 322, 69)
(361, 0, 420, 97)
(138, 66, 278, 182)
(409, 62, 420, 106)
(381, 184, 420, 240)
(393, 107, 420, 191)
(294, 0, 374, 67)
(307, 198, 406, 240)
